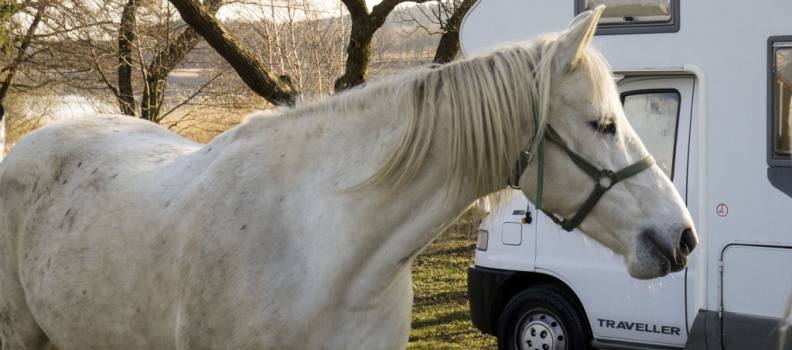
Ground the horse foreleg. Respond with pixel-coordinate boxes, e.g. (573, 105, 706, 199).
(0, 275, 52, 350)
(0, 307, 52, 350)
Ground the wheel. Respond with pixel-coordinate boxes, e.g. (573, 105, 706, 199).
(497, 286, 592, 350)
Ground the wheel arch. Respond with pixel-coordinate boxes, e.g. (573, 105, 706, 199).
(489, 271, 591, 337)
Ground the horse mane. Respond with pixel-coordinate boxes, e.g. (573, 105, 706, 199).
(361, 34, 616, 195)
(358, 39, 556, 196)
(244, 33, 616, 200)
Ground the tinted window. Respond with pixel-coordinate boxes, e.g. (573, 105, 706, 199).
(621, 91, 681, 179)
(773, 44, 792, 159)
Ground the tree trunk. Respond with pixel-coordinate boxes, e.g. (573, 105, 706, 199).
(117, 0, 137, 116)
(432, 0, 476, 64)
(334, 20, 375, 91)
(168, 0, 298, 107)
(334, 0, 430, 92)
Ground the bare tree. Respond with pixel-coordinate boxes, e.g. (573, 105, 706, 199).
(0, 1, 22, 52)
(332, 0, 432, 91)
(0, 0, 111, 155)
(3, 0, 478, 147)
(393, 0, 476, 64)
(168, 0, 299, 106)
(228, 0, 349, 98)
(188, 0, 476, 101)
(0, 1, 47, 102)
(103, 0, 225, 122)
(0, 0, 264, 143)
(117, 0, 137, 115)
(33, 0, 248, 127)
(167, 0, 461, 105)
(430, 0, 476, 63)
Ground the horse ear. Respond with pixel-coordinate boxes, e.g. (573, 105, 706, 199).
(554, 5, 605, 71)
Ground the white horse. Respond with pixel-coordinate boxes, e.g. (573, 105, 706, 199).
(0, 7, 696, 350)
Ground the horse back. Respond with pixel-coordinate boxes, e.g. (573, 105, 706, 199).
(0, 115, 199, 225)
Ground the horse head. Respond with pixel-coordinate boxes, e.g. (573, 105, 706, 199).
(517, 6, 698, 279)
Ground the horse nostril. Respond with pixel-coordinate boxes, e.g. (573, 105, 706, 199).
(679, 228, 697, 256)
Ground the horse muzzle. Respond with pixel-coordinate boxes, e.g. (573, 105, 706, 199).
(631, 227, 698, 279)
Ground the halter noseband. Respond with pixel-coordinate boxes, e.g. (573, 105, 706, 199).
(509, 124, 656, 232)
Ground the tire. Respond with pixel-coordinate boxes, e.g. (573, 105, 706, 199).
(496, 286, 592, 350)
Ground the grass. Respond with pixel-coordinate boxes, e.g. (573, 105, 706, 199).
(408, 230, 498, 349)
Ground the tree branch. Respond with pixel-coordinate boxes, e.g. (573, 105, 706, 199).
(168, 0, 298, 106)
(88, 45, 121, 100)
(156, 69, 224, 123)
(0, 5, 42, 102)
(371, 0, 431, 26)
(141, 0, 222, 121)
(339, 0, 368, 19)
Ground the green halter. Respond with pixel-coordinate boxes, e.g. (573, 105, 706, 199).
(510, 124, 656, 232)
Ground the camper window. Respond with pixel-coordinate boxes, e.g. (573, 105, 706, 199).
(576, 0, 679, 35)
(621, 90, 680, 179)
(772, 42, 792, 160)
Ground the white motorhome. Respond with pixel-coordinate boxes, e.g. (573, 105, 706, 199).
(461, 1, 792, 349)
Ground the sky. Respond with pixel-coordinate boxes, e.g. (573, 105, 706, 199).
(217, 0, 387, 21)
(314, 0, 385, 11)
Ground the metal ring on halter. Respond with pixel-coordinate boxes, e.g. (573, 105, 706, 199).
(508, 146, 535, 189)
(596, 169, 618, 189)
(521, 149, 533, 164)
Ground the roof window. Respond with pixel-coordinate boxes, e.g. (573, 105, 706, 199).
(576, 0, 679, 35)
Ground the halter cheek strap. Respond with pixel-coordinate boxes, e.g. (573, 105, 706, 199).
(509, 124, 656, 232)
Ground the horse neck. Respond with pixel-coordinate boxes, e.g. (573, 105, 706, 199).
(224, 62, 537, 302)
(330, 121, 480, 306)
(322, 86, 531, 303)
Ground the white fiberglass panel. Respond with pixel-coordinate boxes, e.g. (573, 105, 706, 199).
(722, 245, 792, 318)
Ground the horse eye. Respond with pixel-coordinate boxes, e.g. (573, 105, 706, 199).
(589, 121, 617, 134)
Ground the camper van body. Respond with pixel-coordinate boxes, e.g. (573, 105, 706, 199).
(461, 1, 792, 349)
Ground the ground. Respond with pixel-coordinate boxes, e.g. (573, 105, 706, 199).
(408, 230, 497, 349)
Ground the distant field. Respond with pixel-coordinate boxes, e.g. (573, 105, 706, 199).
(408, 231, 497, 349)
